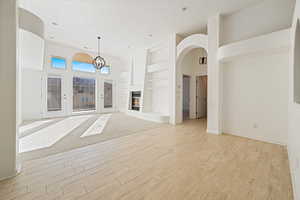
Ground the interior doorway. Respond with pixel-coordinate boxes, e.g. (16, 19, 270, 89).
(177, 47, 208, 123)
(196, 75, 208, 119)
(182, 75, 191, 121)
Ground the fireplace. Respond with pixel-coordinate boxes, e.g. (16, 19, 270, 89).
(130, 91, 141, 111)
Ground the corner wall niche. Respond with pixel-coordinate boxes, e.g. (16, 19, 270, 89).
(294, 19, 300, 104)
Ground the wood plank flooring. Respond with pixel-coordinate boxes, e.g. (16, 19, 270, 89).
(0, 119, 293, 200)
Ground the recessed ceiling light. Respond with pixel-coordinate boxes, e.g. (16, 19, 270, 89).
(52, 22, 58, 26)
(182, 7, 188, 12)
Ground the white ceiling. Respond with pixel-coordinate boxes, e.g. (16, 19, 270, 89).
(19, 0, 264, 60)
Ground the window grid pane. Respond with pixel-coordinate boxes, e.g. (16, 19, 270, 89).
(47, 77, 62, 111)
(73, 77, 96, 111)
(104, 82, 113, 108)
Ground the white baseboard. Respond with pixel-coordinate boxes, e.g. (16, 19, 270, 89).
(287, 146, 298, 200)
(206, 129, 221, 135)
(223, 130, 286, 146)
(0, 169, 20, 182)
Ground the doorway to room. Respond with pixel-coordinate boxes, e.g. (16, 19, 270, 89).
(182, 75, 191, 121)
(196, 75, 208, 119)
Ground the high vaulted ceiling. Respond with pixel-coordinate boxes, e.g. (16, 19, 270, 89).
(19, 0, 264, 59)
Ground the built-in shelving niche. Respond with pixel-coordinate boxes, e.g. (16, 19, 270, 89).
(295, 19, 300, 104)
(142, 43, 170, 115)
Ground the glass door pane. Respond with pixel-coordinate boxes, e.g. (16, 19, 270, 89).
(47, 77, 62, 111)
(104, 82, 113, 108)
(73, 77, 96, 111)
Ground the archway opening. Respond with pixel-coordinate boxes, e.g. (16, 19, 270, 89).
(176, 47, 208, 124)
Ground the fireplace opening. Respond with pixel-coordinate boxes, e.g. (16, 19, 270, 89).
(131, 91, 141, 111)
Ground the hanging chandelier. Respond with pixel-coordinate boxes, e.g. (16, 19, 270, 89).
(93, 36, 106, 70)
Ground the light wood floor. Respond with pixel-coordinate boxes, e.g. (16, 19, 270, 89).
(0, 119, 293, 200)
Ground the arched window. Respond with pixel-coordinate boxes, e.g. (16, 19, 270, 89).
(72, 53, 95, 73)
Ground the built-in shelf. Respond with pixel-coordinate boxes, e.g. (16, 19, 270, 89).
(218, 29, 291, 63)
(147, 62, 168, 73)
(126, 42, 170, 122)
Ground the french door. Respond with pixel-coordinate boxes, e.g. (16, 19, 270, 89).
(101, 79, 114, 113)
(45, 75, 67, 118)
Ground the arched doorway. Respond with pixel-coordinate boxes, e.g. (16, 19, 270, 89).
(174, 34, 208, 124)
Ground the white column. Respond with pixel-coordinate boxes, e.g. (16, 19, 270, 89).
(207, 15, 222, 134)
(169, 33, 179, 125)
(0, 0, 19, 180)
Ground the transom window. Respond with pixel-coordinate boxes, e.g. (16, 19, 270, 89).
(72, 52, 95, 73)
(72, 61, 96, 73)
(51, 57, 66, 69)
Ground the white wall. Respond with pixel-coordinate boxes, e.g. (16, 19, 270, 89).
(18, 8, 45, 122)
(118, 71, 130, 112)
(19, 29, 45, 120)
(288, 0, 300, 198)
(207, 15, 222, 134)
(19, 29, 44, 71)
(221, 0, 295, 45)
(151, 70, 169, 115)
(21, 69, 43, 120)
(132, 49, 147, 86)
(222, 52, 289, 145)
(180, 48, 207, 119)
(0, 0, 18, 180)
(149, 43, 170, 115)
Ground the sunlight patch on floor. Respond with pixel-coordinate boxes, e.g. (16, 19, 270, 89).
(80, 114, 112, 138)
(19, 115, 93, 153)
(19, 119, 54, 133)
